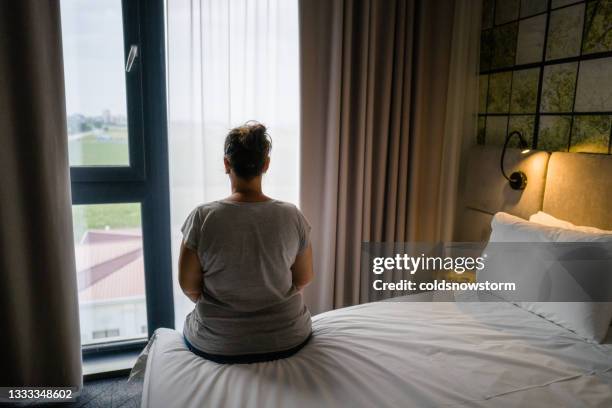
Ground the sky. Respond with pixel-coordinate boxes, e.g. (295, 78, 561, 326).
(60, 0, 128, 117)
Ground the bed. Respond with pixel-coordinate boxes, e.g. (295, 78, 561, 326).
(130, 148, 612, 407)
(130, 294, 612, 407)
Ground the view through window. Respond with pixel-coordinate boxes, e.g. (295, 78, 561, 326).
(61, 0, 130, 166)
(72, 203, 147, 345)
(61, 0, 148, 345)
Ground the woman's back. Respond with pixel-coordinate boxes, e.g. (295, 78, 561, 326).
(181, 199, 312, 356)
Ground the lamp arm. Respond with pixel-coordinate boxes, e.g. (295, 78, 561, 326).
(500, 131, 528, 190)
(500, 133, 513, 182)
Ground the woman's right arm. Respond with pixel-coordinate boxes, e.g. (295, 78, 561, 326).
(179, 241, 203, 303)
(291, 244, 313, 291)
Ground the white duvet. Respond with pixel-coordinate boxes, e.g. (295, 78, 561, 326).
(130, 295, 612, 407)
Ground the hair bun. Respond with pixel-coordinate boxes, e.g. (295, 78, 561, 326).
(224, 121, 272, 179)
(239, 121, 268, 152)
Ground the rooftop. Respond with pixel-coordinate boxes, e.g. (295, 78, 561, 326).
(76, 229, 145, 302)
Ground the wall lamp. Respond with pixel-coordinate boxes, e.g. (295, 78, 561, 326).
(500, 130, 530, 190)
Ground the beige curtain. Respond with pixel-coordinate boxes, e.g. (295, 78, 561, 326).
(442, 0, 483, 241)
(299, 0, 481, 313)
(0, 0, 82, 391)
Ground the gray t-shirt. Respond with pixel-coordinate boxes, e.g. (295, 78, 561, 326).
(181, 199, 312, 355)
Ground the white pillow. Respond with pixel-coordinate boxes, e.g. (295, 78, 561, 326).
(529, 211, 612, 329)
(479, 212, 612, 343)
(529, 211, 612, 235)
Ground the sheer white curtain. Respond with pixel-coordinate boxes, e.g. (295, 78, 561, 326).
(166, 0, 300, 328)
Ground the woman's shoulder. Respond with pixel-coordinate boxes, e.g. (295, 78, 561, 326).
(268, 201, 310, 226)
(268, 200, 306, 216)
(268, 199, 297, 209)
(188, 201, 225, 219)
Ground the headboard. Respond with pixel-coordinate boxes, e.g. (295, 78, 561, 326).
(543, 152, 612, 231)
(454, 146, 612, 241)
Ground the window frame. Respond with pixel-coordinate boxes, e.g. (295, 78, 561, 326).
(478, 0, 612, 154)
(68, 0, 145, 182)
(65, 0, 174, 357)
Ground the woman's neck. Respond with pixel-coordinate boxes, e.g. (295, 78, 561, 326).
(228, 177, 270, 202)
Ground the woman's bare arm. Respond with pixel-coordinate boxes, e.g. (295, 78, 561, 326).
(291, 244, 313, 291)
(178, 241, 203, 303)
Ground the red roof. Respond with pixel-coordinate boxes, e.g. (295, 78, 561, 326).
(76, 229, 145, 302)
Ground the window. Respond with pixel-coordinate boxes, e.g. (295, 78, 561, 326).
(92, 329, 121, 340)
(60, 0, 173, 352)
(63, 0, 130, 167)
(478, 0, 612, 154)
(73, 203, 147, 345)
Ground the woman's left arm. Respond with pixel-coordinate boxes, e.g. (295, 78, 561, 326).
(178, 241, 203, 303)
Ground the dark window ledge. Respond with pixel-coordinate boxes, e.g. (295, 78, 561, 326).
(83, 340, 146, 381)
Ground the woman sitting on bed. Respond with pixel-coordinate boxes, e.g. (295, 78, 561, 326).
(178, 121, 313, 364)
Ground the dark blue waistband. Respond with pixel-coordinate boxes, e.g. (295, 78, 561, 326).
(184, 333, 312, 364)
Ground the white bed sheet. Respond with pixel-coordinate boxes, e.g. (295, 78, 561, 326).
(130, 295, 612, 408)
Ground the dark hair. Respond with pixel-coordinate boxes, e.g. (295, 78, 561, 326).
(224, 121, 272, 180)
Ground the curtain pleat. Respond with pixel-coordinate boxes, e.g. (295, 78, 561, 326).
(0, 0, 82, 389)
(299, 0, 476, 313)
